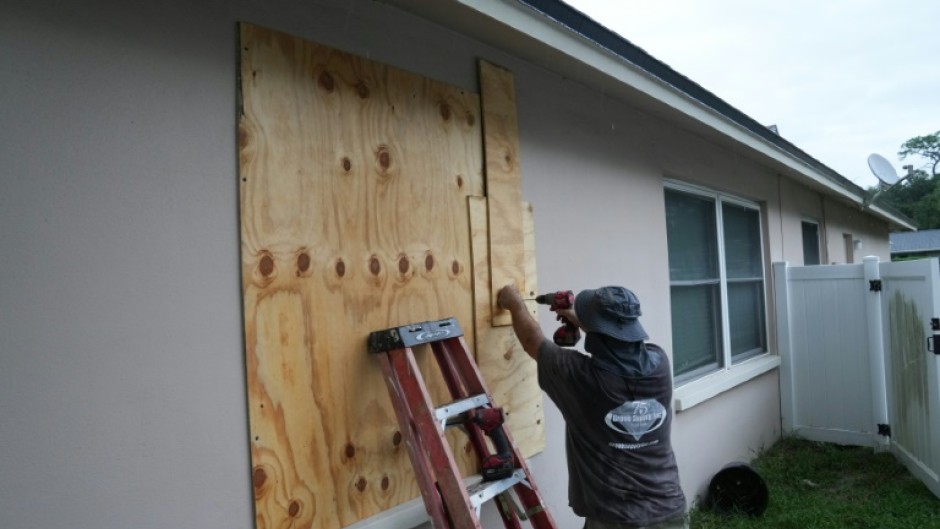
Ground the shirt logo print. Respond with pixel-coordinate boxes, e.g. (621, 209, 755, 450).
(604, 398, 667, 440)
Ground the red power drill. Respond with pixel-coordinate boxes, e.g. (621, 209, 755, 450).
(535, 290, 581, 346)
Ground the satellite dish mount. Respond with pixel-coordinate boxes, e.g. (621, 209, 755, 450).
(864, 153, 914, 208)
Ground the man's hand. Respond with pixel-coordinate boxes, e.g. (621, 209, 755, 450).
(497, 284, 524, 311)
(555, 306, 583, 331)
(496, 284, 545, 360)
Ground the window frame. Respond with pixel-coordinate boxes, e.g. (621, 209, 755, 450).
(664, 181, 775, 398)
(801, 218, 822, 265)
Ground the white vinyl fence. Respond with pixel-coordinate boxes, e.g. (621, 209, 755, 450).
(775, 256, 940, 498)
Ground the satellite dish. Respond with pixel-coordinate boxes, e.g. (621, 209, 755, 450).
(868, 153, 899, 185)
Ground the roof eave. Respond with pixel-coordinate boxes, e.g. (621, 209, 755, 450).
(379, 0, 916, 230)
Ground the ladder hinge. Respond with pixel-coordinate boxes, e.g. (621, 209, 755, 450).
(878, 423, 891, 437)
(869, 280, 883, 292)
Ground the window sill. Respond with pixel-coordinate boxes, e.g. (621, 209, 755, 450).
(674, 354, 781, 412)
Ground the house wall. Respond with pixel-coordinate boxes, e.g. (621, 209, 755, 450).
(822, 198, 892, 264)
(0, 0, 891, 528)
(517, 76, 784, 505)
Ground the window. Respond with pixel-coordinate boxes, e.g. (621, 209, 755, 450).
(664, 184, 768, 383)
(801, 220, 821, 265)
(843, 233, 855, 264)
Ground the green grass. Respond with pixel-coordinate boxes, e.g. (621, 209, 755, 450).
(690, 438, 940, 529)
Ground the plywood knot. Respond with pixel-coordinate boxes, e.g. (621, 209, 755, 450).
(424, 253, 434, 272)
(381, 475, 390, 491)
(341, 157, 352, 173)
(376, 145, 391, 171)
(356, 81, 370, 99)
(392, 431, 403, 446)
(355, 477, 367, 492)
(344, 443, 356, 459)
(439, 101, 451, 121)
(318, 71, 335, 92)
(252, 467, 268, 489)
(365, 253, 387, 287)
(288, 499, 301, 518)
(256, 252, 276, 283)
(456, 174, 463, 188)
(238, 123, 250, 150)
(296, 251, 311, 277)
(259, 255, 274, 276)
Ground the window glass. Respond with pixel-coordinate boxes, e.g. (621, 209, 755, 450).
(665, 190, 718, 281)
(665, 185, 767, 381)
(722, 204, 762, 278)
(670, 284, 722, 376)
(801, 221, 821, 265)
(727, 281, 766, 358)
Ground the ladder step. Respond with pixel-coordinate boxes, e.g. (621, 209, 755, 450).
(434, 394, 490, 425)
(466, 469, 528, 513)
(370, 317, 558, 529)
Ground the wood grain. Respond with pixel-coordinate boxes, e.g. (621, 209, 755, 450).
(239, 24, 484, 529)
(479, 61, 524, 327)
(469, 197, 545, 456)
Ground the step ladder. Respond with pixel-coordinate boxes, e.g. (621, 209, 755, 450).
(368, 317, 558, 529)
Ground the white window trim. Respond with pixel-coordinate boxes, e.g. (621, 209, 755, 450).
(665, 181, 776, 409)
(674, 353, 780, 411)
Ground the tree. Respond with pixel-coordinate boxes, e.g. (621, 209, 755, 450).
(868, 130, 940, 229)
(876, 168, 936, 225)
(898, 130, 940, 177)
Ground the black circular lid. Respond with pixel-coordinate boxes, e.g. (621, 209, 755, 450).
(705, 462, 769, 517)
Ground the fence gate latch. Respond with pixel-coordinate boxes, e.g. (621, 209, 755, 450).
(930, 335, 940, 355)
(869, 280, 882, 292)
(930, 319, 940, 355)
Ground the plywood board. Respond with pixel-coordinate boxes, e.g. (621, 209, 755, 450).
(239, 24, 484, 529)
(479, 61, 524, 327)
(469, 197, 545, 456)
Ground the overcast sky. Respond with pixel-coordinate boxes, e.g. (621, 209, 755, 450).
(564, 0, 940, 188)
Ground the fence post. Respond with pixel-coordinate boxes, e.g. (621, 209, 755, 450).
(773, 261, 796, 435)
(863, 256, 890, 451)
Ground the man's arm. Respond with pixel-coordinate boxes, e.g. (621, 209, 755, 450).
(497, 284, 547, 361)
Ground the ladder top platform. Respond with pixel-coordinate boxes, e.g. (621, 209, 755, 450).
(367, 317, 464, 353)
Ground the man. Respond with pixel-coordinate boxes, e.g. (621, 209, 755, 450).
(497, 284, 687, 529)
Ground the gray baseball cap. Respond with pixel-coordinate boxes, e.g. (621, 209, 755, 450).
(575, 286, 648, 342)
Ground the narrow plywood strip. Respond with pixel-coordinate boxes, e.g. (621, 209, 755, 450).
(480, 60, 524, 327)
(469, 196, 545, 457)
(239, 24, 482, 529)
(523, 201, 539, 320)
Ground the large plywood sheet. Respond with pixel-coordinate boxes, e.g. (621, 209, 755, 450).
(239, 24, 485, 529)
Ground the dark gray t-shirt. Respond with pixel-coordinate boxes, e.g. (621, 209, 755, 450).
(537, 340, 686, 526)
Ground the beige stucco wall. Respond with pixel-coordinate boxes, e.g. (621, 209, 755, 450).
(0, 0, 892, 528)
